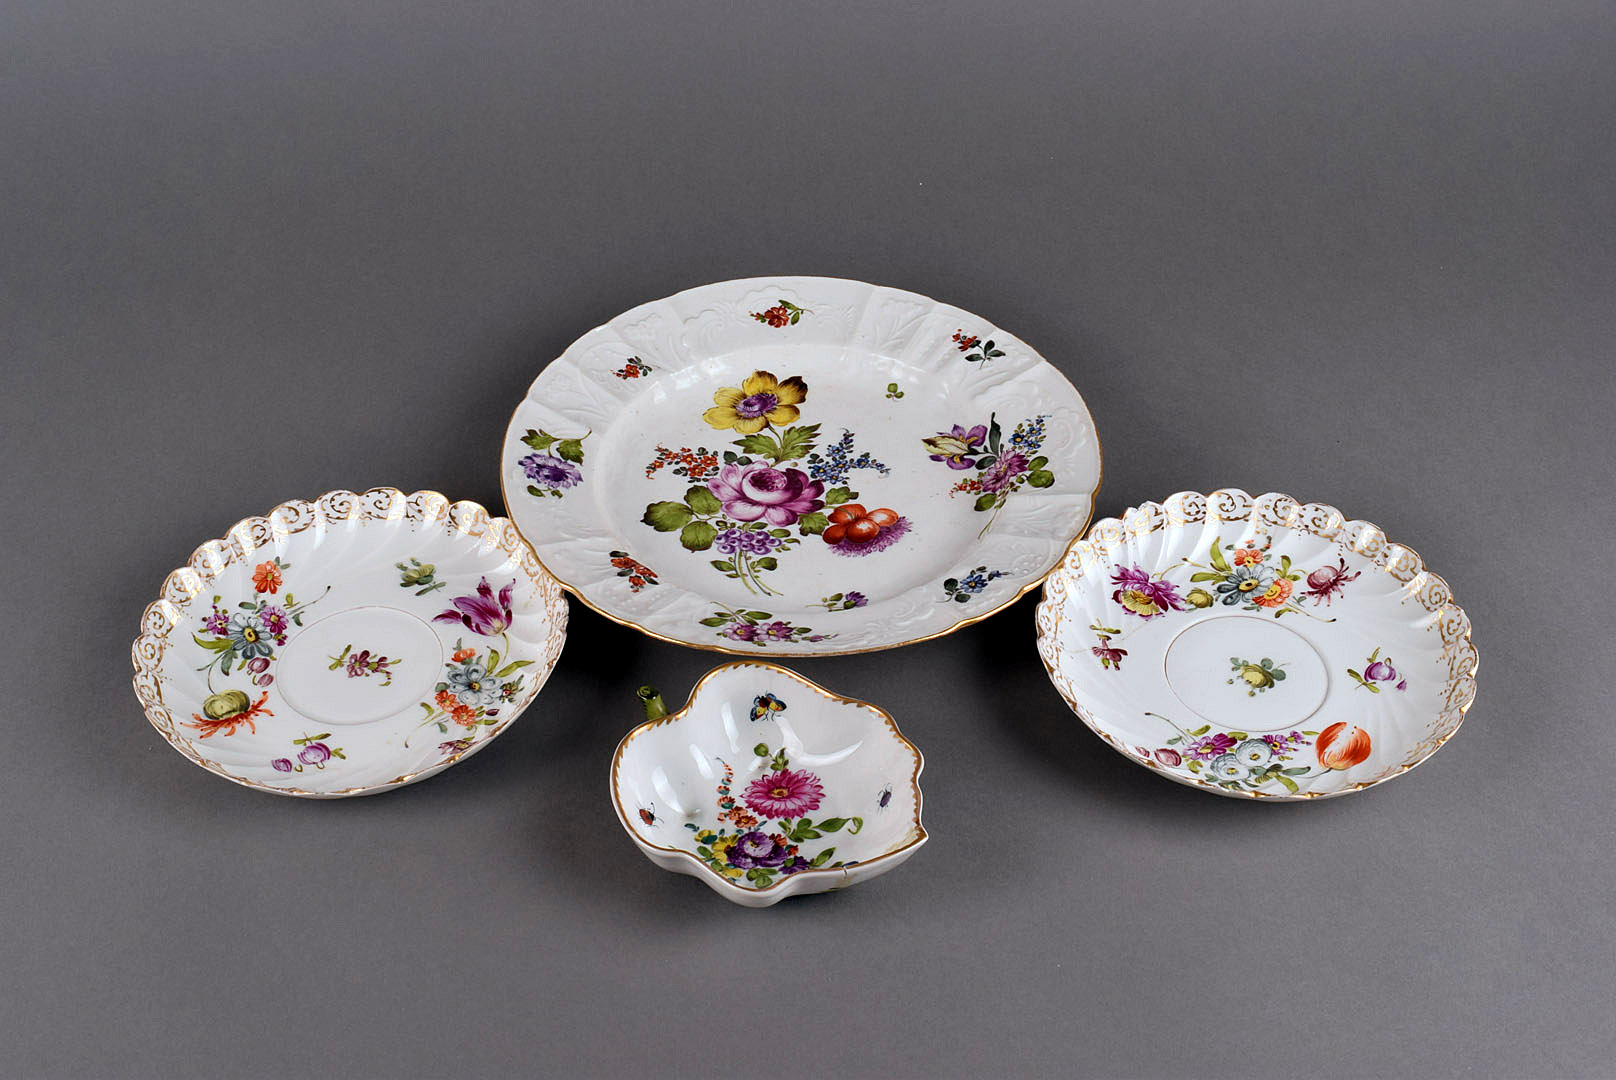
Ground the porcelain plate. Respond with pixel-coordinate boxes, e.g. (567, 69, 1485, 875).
(501, 276, 1101, 654)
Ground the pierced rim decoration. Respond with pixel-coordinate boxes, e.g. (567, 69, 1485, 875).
(500, 276, 1101, 655)
(611, 662, 926, 907)
(131, 488, 569, 797)
(1035, 490, 1477, 801)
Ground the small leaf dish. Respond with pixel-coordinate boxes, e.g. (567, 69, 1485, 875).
(132, 488, 568, 797)
(501, 275, 1101, 655)
(611, 662, 926, 906)
(1035, 489, 1477, 800)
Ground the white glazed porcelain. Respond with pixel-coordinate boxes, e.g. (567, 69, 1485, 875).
(1035, 490, 1477, 800)
(132, 488, 568, 797)
(612, 663, 926, 906)
(502, 276, 1101, 655)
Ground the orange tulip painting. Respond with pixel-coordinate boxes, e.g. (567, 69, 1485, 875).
(1315, 722, 1373, 770)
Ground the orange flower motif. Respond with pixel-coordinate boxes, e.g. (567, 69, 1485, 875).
(1232, 545, 1266, 567)
(451, 647, 476, 663)
(251, 560, 283, 594)
(451, 704, 478, 727)
(1251, 578, 1293, 608)
(435, 689, 459, 710)
(1316, 722, 1372, 770)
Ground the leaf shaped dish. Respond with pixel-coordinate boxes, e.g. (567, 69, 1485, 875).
(501, 276, 1101, 654)
(1035, 490, 1477, 800)
(612, 663, 926, 906)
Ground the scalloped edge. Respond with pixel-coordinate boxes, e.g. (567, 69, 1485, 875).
(131, 487, 569, 798)
(1034, 489, 1478, 802)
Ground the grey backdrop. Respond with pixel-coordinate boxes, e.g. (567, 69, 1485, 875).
(3, 2, 1613, 1077)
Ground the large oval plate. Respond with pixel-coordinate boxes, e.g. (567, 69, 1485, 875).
(500, 277, 1101, 655)
(1035, 490, 1478, 800)
(132, 488, 568, 797)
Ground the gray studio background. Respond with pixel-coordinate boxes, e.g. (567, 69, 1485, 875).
(3, 2, 1613, 1077)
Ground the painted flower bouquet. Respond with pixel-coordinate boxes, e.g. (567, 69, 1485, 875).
(687, 742, 862, 889)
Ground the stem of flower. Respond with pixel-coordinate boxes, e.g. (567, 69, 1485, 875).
(1145, 711, 1196, 742)
(977, 496, 1008, 540)
(1286, 603, 1338, 624)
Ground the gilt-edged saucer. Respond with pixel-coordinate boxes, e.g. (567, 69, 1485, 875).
(1035, 490, 1477, 800)
(132, 488, 568, 797)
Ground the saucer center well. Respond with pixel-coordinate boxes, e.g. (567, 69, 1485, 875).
(1162, 615, 1329, 732)
(276, 606, 444, 726)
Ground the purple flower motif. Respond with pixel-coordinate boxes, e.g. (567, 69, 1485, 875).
(1263, 731, 1308, 754)
(826, 515, 910, 557)
(202, 603, 230, 637)
(707, 463, 825, 527)
(715, 528, 783, 556)
(258, 606, 289, 637)
(922, 424, 989, 469)
(723, 622, 760, 642)
(1092, 643, 1127, 670)
(979, 451, 1030, 494)
(779, 855, 812, 875)
(435, 577, 515, 637)
(438, 737, 475, 756)
(271, 758, 294, 772)
(1362, 658, 1405, 690)
(1154, 748, 1183, 767)
(1109, 565, 1188, 619)
(844, 591, 868, 608)
(725, 830, 790, 869)
(759, 621, 796, 640)
(521, 453, 583, 489)
(297, 742, 332, 766)
(1185, 733, 1239, 760)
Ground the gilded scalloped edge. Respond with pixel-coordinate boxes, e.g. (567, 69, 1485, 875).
(130, 487, 569, 797)
(499, 275, 1104, 657)
(1034, 489, 1478, 802)
(610, 661, 927, 893)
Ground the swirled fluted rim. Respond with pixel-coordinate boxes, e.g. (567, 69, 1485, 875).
(130, 486, 569, 798)
(1034, 488, 1478, 802)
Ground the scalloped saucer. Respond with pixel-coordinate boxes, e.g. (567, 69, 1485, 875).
(612, 663, 926, 906)
(132, 488, 568, 797)
(501, 276, 1101, 655)
(1035, 490, 1477, 801)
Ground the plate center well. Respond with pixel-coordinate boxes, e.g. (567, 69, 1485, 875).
(596, 344, 1002, 604)
(277, 606, 444, 726)
(1162, 615, 1329, 732)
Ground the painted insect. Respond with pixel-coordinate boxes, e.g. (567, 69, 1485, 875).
(638, 804, 659, 827)
(1303, 556, 1361, 605)
(877, 783, 893, 811)
(750, 693, 786, 722)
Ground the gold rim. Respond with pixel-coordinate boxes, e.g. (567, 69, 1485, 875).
(609, 660, 927, 893)
(498, 274, 1103, 657)
(130, 487, 569, 798)
(1034, 489, 1478, 802)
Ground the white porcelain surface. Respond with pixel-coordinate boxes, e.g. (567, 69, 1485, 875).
(502, 276, 1101, 655)
(132, 488, 569, 797)
(612, 663, 926, 906)
(1036, 490, 1477, 800)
